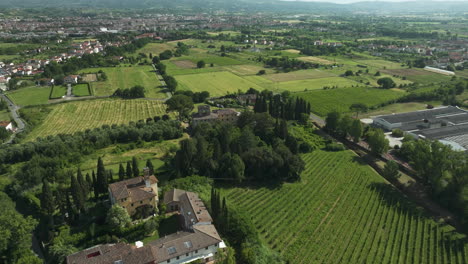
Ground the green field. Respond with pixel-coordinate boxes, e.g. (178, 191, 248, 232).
(265, 69, 336, 82)
(222, 150, 468, 264)
(51, 86, 67, 99)
(79, 66, 165, 98)
(278, 77, 360, 92)
(0, 110, 10, 122)
(298, 86, 403, 116)
(175, 71, 263, 96)
(26, 99, 167, 140)
(136, 43, 176, 56)
(72, 84, 91, 97)
(6, 86, 51, 106)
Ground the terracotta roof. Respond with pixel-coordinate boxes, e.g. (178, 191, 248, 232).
(163, 188, 184, 204)
(180, 191, 213, 224)
(109, 176, 158, 202)
(148, 225, 222, 263)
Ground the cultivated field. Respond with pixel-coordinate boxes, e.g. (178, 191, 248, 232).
(298, 56, 335, 65)
(81, 73, 98, 82)
(79, 66, 164, 98)
(357, 59, 404, 69)
(136, 43, 176, 56)
(223, 150, 468, 264)
(265, 69, 336, 82)
(222, 64, 272, 76)
(278, 77, 360, 92)
(6, 86, 51, 106)
(172, 60, 197, 69)
(26, 99, 167, 140)
(175, 71, 263, 96)
(298, 86, 402, 116)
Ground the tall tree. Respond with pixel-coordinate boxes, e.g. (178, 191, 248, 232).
(70, 174, 85, 212)
(76, 168, 88, 198)
(126, 161, 133, 179)
(118, 164, 125, 181)
(92, 171, 98, 198)
(325, 111, 341, 133)
(382, 160, 400, 179)
(96, 157, 107, 195)
(349, 119, 363, 143)
(349, 103, 368, 118)
(132, 157, 139, 177)
(165, 94, 194, 120)
(367, 129, 389, 155)
(146, 160, 154, 175)
(41, 179, 55, 217)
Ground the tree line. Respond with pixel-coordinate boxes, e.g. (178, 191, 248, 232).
(250, 89, 311, 122)
(1, 119, 182, 190)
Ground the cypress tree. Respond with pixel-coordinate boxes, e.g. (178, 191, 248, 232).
(70, 174, 85, 212)
(85, 173, 92, 192)
(118, 164, 125, 181)
(65, 189, 74, 222)
(146, 159, 154, 175)
(307, 102, 311, 114)
(77, 168, 88, 198)
(92, 170, 98, 198)
(41, 179, 55, 216)
(126, 161, 133, 179)
(96, 157, 107, 195)
(108, 170, 114, 184)
(132, 157, 139, 177)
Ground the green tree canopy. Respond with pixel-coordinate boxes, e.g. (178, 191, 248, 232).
(377, 77, 396, 89)
(165, 94, 194, 120)
(106, 205, 131, 230)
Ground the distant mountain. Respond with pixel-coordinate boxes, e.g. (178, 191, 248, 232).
(0, 0, 467, 13)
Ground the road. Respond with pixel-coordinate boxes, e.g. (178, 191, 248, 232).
(0, 93, 25, 144)
(152, 64, 172, 101)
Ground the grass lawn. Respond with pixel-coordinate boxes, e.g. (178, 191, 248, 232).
(298, 86, 403, 116)
(175, 71, 263, 96)
(72, 84, 91, 96)
(297, 56, 335, 65)
(278, 77, 360, 92)
(6, 86, 51, 106)
(50, 86, 67, 99)
(0, 110, 10, 121)
(163, 60, 224, 76)
(265, 69, 337, 82)
(25, 99, 167, 140)
(79, 66, 165, 98)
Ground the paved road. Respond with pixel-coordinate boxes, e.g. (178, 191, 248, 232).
(152, 64, 172, 101)
(0, 93, 25, 144)
(66, 84, 73, 97)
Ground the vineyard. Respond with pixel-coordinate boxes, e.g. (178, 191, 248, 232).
(26, 99, 167, 140)
(222, 150, 468, 264)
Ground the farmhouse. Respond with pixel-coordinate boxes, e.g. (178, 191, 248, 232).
(192, 105, 240, 126)
(372, 106, 468, 150)
(237, 93, 257, 105)
(108, 168, 159, 217)
(67, 189, 226, 264)
(0, 121, 13, 131)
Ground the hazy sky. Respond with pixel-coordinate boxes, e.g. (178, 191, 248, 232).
(291, 0, 468, 3)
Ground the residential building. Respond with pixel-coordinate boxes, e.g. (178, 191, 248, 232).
(237, 93, 257, 105)
(67, 189, 226, 264)
(191, 105, 239, 126)
(108, 168, 159, 217)
(0, 121, 13, 131)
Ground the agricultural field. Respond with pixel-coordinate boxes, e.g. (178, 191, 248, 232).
(25, 99, 167, 140)
(136, 43, 176, 56)
(278, 77, 360, 92)
(297, 56, 335, 65)
(381, 68, 450, 84)
(6, 86, 51, 106)
(360, 102, 442, 118)
(79, 66, 164, 98)
(222, 64, 273, 76)
(222, 150, 468, 264)
(298, 86, 403, 116)
(175, 71, 263, 96)
(356, 59, 405, 69)
(72, 84, 91, 96)
(50, 85, 67, 99)
(264, 69, 336, 82)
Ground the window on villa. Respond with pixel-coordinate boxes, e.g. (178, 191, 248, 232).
(176, 257, 179, 260)
(195, 250, 198, 254)
(186, 253, 189, 257)
(140, 201, 143, 204)
(167, 260, 170, 263)
(205, 247, 208, 250)
(131, 203, 134, 207)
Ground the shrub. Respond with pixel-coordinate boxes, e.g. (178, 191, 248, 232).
(325, 142, 346, 151)
(392, 129, 404, 137)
